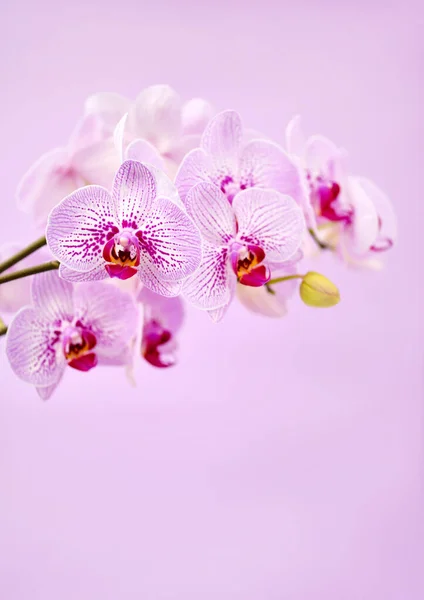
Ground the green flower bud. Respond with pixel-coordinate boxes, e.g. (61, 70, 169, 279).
(299, 271, 340, 308)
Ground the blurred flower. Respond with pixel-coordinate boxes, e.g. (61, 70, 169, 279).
(182, 182, 304, 321)
(16, 108, 125, 229)
(6, 271, 138, 400)
(175, 110, 307, 210)
(46, 161, 202, 296)
(139, 287, 184, 368)
(109, 85, 214, 179)
(299, 271, 340, 308)
(285, 116, 397, 264)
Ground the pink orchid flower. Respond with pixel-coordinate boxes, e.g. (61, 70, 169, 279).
(181, 182, 305, 321)
(16, 107, 125, 229)
(46, 160, 202, 297)
(109, 85, 214, 179)
(6, 271, 138, 400)
(236, 262, 299, 318)
(286, 116, 397, 261)
(138, 287, 184, 368)
(175, 110, 307, 212)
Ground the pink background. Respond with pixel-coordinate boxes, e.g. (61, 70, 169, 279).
(0, 1, 423, 598)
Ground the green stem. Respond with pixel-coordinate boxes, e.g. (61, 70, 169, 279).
(268, 274, 304, 286)
(308, 228, 333, 251)
(0, 235, 47, 274)
(0, 261, 60, 285)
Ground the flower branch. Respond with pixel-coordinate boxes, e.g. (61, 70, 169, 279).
(0, 260, 59, 285)
(0, 235, 47, 274)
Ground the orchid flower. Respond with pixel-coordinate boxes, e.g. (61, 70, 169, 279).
(175, 110, 308, 215)
(236, 263, 299, 318)
(46, 160, 202, 297)
(16, 107, 125, 229)
(109, 85, 214, 179)
(138, 287, 184, 368)
(181, 182, 304, 321)
(6, 271, 138, 400)
(286, 116, 397, 262)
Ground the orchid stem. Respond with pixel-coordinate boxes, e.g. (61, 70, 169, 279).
(308, 228, 332, 251)
(0, 235, 47, 274)
(268, 274, 304, 285)
(0, 317, 7, 337)
(0, 261, 60, 285)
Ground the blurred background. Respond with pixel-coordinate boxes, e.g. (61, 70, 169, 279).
(0, 1, 423, 598)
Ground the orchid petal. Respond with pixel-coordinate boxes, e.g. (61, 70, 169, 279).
(6, 307, 65, 386)
(72, 138, 120, 188)
(240, 139, 306, 206)
(175, 148, 213, 205)
(138, 262, 183, 297)
(112, 160, 156, 229)
(138, 287, 185, 334)
(74, 283, 138, 358)
(354, 176, 397, 246)
(129, 85, 182, 151)
(344, 177, 380, 255)
(182, 244, 234, 311)
(113, 112, 128, 162)
(16, 148, 82, 228)
(305, 135, 341, 172)
(149, 165, 183, 208)
(36, 377, 62, 401)
(184, 182, 236, 246)
(233, 188, 305, 262)
(59, 263, 108, 282)
(31, 271, 74, 322)
(125, 139, 165, 170)
(138, 196, 201, 280)
(207, 304, 230, 323)
(285, 115, 307, 158)
(84, 92, 131, 126)
(182, 98, 214, 135)
(201, 110, 242, 175)
(46, 185, 117, 272)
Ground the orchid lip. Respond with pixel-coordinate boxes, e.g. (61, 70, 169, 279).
(142, 320, 176, 368)
(229, 241, 269, 287)
(62, 324, 98, 372)
(103, 229, 141, 275)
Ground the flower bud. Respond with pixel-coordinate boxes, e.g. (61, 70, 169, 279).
(299, 271, 340, 308)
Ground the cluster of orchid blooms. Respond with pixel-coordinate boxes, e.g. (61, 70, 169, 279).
(0, 85, 397, 399)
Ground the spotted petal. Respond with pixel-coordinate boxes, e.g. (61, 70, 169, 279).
(240, 139, 306, 206)
(138, 262, 183, 297)
(112, 160, 157, 229)
(201, 110, 242, 176)
(182, 244, 234, 311)
(184, 182, 236, 246)
(73, 283, 138, 358)
(233, 188, 305, 262)
(46, 185, 117, 272)
(138, 196, 202, 281)
(59, 263, 108, 282)
(175, 148, 213, 205)
(6, 307, 65, 386)
(31, 271, 74, 322)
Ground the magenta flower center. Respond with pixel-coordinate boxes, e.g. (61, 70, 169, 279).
(142, 319, 176, 368)
(103, 229, 141, 280)
(220, 175, 253, 204)
(229, 241, 270, 287)
(307, 171, 351, 223)
(62, 323, 97, 372)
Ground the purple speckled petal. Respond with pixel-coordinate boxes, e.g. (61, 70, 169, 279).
(184, 182, 236, 246)
(73, 282, 138, 359)
(6, 307, 66, 386)
(207, 303, 231, 323)
(138, 287, 184, 334)
(46, 185, 117, 272)
(138, 196, 202, 281)
(138, 263, 183, 297)
(239, 139, 307, 207)
(233, 188, 305, 263)
(31, 271, 74, 322)
(59, 263, 108, 282)
(182, 243, 234, 311)
(125, 139, 165, 170)
(16, 148, 83, 229)
(112, 160, 157, 229)
(175, 148, 213, 205)
(36, 375, 62, 401)
(201, 110, 242, 175)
